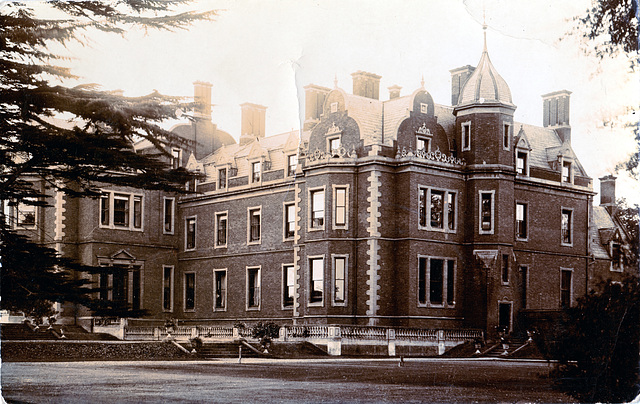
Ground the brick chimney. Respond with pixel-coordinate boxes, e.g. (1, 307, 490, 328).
(599, 174, 617, 210)
(304, 84, 331, 131)
(388, 85, 402, 100)
(193, 81, 212, 120)
(239, 103, 267, 145)
(351, 71, 381, 100)
(449, 65, 475, 106)
(542, 90, 571, 144)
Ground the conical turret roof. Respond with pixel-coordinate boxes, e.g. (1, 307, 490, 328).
(457, 29, 513, 107)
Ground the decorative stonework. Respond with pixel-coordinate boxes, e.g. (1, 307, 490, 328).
(416, 122, 432, 135)
(54, 190, 66, 253)
(326, 122, 341, 135)
(365, 171, 382, 325)
(306, 146, 357, 162)
(293, 183, 302, 319)
(395, 146, 465, 166)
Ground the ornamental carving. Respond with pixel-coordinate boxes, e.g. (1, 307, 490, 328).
(416, 122, 432, 135)
(307, 146, 357, 162)
(326, 122, 341, 135)
(395, 146, 464, 166)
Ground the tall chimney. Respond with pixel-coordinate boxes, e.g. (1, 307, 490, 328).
(193, 81, 212, 120)
(542, 90, 571, 143)
(388, 85, 402, 100)
(240, 103, 267, 145)
(351, 71, 381, 100)
(304, 84, 331, 131)
(599, 175, 617, 210)
(449, 65, 475, 106)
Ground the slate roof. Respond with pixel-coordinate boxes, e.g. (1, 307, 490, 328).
(457, 40, 513, 107)
(590, 206, 616, 259)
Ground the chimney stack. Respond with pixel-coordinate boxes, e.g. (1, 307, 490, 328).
(240, 103, 267, 145)
(449, 65, 475, 106)
(351, 71, 381, 100)
(388, 85, 402, 100)
(193, 81, 212, 120)
(599, 174, 617, 210)
(304, 84, 331, 131)
(542, 90, 571, 144)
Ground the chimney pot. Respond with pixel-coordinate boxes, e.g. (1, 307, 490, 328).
(388, 85, 402, 100)
(240, 103, 267, 139)
(351, 71, 381, 100)
(193, 81, 212, 119)
(599, 174, 617, 208)
(449, 65, 475, 106)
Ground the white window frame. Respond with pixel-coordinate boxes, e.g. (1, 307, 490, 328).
(163, 197, 175, 235)
(516, 150, 529, 176)
(283, 202, 296, 241)
(99, 190, 144, 232)
(9, 200, 37, 229)
(308, 255, 325, 307)
(327, 136, 341, 154)
(515, 201, 528, 241)
(502, 123, 511, 150)
(561, 207, 574, 247)
(418, 186, 457, 233)
(287, 154, 298, 177)
(332, 185, 349, 230)
(214, 211, 228, 249)
(217, 166, 228, 190)
(420, 103, 429, 114)
(282, 263, 295, 310)
(213, 268, 227, 312)
(246, 266, 261, 311)
(332, 254, 348, 306)
(562, 159, 573, 184)
(416, 135, 431, 152)
(461, 121, 471, 151)
(185, 215, 197, 251)
(478, 190, 495, 235)
(308, 187, 326, 231)
(247, 206, 262, 245)
(560, 267, 573, 308)
(162, 265, 174, 312)
(183, 271, 196, 312)
(417, 255, 456, 308)
(330, 102, 338, 113)
(251, 160, 262, 184)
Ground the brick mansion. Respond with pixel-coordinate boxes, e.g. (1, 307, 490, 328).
(6, 31, 634, 338)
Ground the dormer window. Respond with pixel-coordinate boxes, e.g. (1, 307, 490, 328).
(562, 161, 572, 183)
(610, 241, 623, 272)
(218, 168, 227, 189)
(252, 161, 261, 183)
(420, 103, 428, 114)
(416, 136, 430, 152)
(287, 154, 298, 177)
(516, 151, 529, 175)
(328, 136, 341, 153)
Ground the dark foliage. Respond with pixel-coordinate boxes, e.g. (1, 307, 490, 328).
(0, 1, 216, 319)
(543, 277, 640, 403)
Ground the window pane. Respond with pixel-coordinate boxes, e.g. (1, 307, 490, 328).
(101, 194, 110, 226)
(481, 193, 492, 231)
(164, 199, 173, 233)
(334, 258, 345, 303)
(283, 265, 294, 307)
(430, 191, 444, 228)
(248, 268, 260, 308)
(447, 193, 456, 230)
(502, 254, 509, 283)
(185, 273, 195, 310)
(133, 196, 142, 228)
(288, 155, 298, 176)
(430, 259, 444, 305)
(335, 188, 346, 226)
(250, 209, 261, 241)
(163, 267, 172, 311)
(311, 190, 324, 228)
(418, 257, 427, 304)
(516, 203, 527, 239)
(113, 195, 129, 226)
(446, 260, 455, 305)
(215, 272, 226, 309)
(217, 215, 227, 246)
(419, 188, 427, 227)
(561, 270, 572, 308)
(562, 210, 572, 244)
(186, 218, 196, 249)
(218, 169, 227, 189)
(252, 162, 261, 183)
(310, 258, 323, 303)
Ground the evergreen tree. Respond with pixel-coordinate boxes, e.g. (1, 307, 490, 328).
(0, 1, 216, 319)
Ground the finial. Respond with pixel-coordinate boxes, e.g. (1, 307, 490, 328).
(420, 74, 425, 88)
(334, 74, 338, 89)
(482, 4, 488, 52)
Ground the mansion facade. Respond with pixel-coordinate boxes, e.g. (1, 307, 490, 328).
(7, 36, 634, 337)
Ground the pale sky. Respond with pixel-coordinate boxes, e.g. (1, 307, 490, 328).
(34, 0, 640, 204)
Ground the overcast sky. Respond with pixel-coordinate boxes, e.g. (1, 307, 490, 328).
(40, 0, 639, 203)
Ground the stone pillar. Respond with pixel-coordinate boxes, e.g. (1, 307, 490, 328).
(437, 330, 445, 355)
(387, 328, 396, 357)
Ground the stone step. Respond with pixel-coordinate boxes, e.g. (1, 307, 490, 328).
(196, 342, 261, 358)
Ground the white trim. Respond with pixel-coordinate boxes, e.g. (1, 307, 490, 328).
(163, 197, 175, 235)
(502, 122, 511, 151)
(217, 166, 229, 190)
(308, 186, 326, 232)
(418, 186, 457, 233)
(515, 201, 528, 241)
(281, 263, 295, 310)
(283, 202, 296, 241)
(461, 121, 471, 151)
(560, 207, 574, 247)
(516, 150, 529, 176)
(332, 184, 349, 230)
(213, 268, 227, 312)
(327, 135, 341, 155)
(331, 254, 348, 307)
(417, 255, 456, 308)
(478, 190, 495, 235)
(183, 271, 196, 312)
(560, 267, 574, 308)
(99, 190, 145, 232)
(246, 266, 261, 311)
(214, 211, 228, 249)
(286, 154, 298, 177)
(184, 215, 197, 251)
(416, 135, 431, 153)
(247, 206, 262, 245)
(308, 255, 325, 307)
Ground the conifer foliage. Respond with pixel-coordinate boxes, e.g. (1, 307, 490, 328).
(0, 1, 216, 319)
